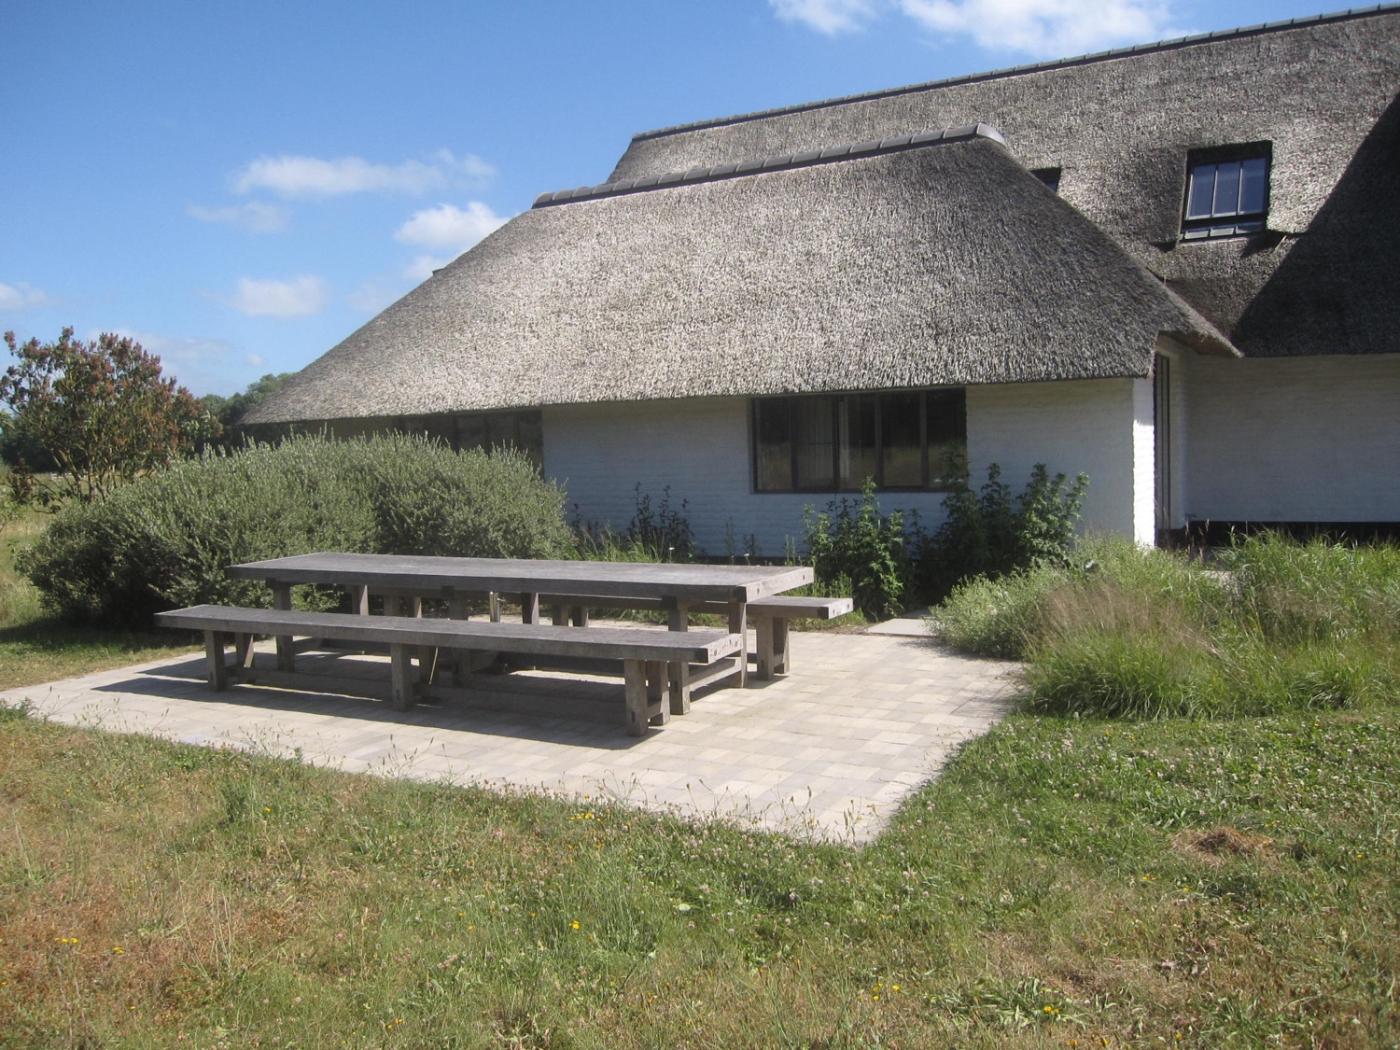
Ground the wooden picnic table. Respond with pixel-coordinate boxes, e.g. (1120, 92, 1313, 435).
(228, 552, 814, 694)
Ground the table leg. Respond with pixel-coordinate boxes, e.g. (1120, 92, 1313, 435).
(352, 585, 370, 615)
(774, 619, 791, 675)
(204, 630, 229, 690)
(448, 592, 471, 686)
(234, 632, 256, 683)
(755, 616, 775, 680)
(389, 643, 415, 710)
(667, 600, 691, 715)
(272, 582, 295, 672)
(646, 660, 669, 726)
(489, 592, 502, 622)
(521, 592, 540, 624)
(728, 600, 748, 688)
(571, 605, 589, 627)
(552, 603, 569, 626)
(623, 660, 648, 737)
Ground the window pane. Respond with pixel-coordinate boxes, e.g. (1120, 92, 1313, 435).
(515, 412, 543, 468)
(754, 398, 793, 491)
(881, 392, 923, 487)
(1185, 163, 1216, 219)
(458, 415, 485, 452)
(1239, 156, 1267, 215)
(926, 389, 967, 489)
(838, 395, 878, 489)
(1212, 160, 1241, 217)
(793, 397, 835, 489)
(485, 414, 515, 450)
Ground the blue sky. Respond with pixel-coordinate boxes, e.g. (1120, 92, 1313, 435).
(1, 0, 1347, 395)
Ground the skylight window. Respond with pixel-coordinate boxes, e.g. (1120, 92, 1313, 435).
(1182, 145, 1270, 240)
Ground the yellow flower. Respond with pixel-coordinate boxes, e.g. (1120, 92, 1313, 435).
(111, 945, 125, 955)
(569, 920, 581, 931)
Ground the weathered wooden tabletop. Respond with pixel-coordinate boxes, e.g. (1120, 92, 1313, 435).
(227, 552, 813, 602)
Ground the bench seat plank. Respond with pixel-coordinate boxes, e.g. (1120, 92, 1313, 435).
(157, 605, 741, 665)
(745, 596, 854, 620)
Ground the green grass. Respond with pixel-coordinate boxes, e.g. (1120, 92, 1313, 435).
(0, 705, 1394, 1047)
(932, 535, 1400, 719)
(0, 503, 194, 691)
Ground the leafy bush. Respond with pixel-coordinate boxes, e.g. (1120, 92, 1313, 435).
(932, 533, 1400, 720)
(21, 434, 571, 625)
(624, 485, 696, 561)
(803, 480, 908, 620)
(915, 464, 1088, 602)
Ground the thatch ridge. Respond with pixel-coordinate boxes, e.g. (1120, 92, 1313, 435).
(534, 124, 1004, 208)
(245, 137, 1232, 426)
(631, 4, 1400, 144)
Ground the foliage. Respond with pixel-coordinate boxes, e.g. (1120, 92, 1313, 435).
(916, 463, 1088, 602)
(199, 372, 293, 438)
(0, 327, 218, 503)
(803, 479, 908, 619)
(1, 704, 1396, 1046)
(624, 484, 696, 560)
(931, 534, 1400, 719)
(19, 433, 571, 625)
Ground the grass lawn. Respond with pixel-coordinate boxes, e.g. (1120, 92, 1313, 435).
(0, 505, 194, 692)
(0, 505, 1395, 1046)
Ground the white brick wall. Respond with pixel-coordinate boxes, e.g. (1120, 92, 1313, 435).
(1183, 354, 1400, 522)
(544, 379, 1150, 556)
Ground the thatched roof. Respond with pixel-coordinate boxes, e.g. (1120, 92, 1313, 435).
(246, 128, 1231, 425)
(611, 6, 1400, 357)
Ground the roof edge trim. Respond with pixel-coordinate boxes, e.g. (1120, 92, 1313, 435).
(533, 123, 1005, 208)
(629, 3, 1400, 144)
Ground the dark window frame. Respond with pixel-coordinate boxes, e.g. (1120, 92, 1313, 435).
(1180, 142, 1271, 241)
(750, 389, 966, 494)
(1030, 166, 1062, 193)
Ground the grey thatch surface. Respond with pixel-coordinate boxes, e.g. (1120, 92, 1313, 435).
(611, 8, 1400, 356)
(245, 134, 1229, 425)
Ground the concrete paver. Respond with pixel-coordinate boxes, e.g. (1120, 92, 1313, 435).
(0, 630, 1018, 844)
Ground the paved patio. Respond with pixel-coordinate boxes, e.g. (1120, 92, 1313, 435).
(0, 628, 1018, 843)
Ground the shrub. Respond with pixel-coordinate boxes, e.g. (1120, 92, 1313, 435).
(930, 564, 1065, 659)
(21, 434, 571, 625)
(915, 464, 1088, 602)
(624, 485, 696, 561)
(803, 480, 908, 620)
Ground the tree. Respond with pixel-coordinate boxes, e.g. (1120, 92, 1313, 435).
(0, 327, 218, 502)
(200, 371, 293, 437)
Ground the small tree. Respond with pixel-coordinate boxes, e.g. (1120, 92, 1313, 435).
(0, 327, 216, 502)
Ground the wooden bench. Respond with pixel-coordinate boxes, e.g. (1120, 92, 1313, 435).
(155, 605, 743, 736)
(746, 596, 854, 679)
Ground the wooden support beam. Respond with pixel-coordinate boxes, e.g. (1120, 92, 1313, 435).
(488, 591, 502, 623)
(352, 584, 370, 615)
(552, 604, 569, 626)
(623, 659, 649, 737)
(204, 630, 230, 690)
(755, 617, 776, 680)
(571, 606, 589, 628)
(728, 600, 748, 688)
(667, 600, 691, 714)
(520, 592, 540, 624)
(233, 632, 256, 683)
(646, 660, 669, 726)
(389, 644, 415, 711)
(271, 582, 295, 672)
(773, 620, 791, 676)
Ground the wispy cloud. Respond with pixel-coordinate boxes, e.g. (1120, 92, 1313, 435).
(770, 0, 879, 35)
(227, 275, 329, 317)
(898, 0, 1181, 55)
(233, 149, 495, 199)
(771, 0, 1183, 54)
(186, 201, 290, 233)
(0, 281, 52, 312)
(394, 201, 507, 251)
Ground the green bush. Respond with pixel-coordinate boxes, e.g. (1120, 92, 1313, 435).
(21, 434, 571, 625)
(915, 464, 1088, 601)
(932, 533, 1400, 720)
(803, 480, 908, 620)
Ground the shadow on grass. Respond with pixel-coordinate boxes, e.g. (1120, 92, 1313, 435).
(0, 618, 193, 654)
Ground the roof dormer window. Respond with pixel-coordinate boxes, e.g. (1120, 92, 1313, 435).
(1182, 144, 1270, 240)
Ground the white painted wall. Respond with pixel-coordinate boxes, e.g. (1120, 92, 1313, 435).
(1183, 354, 1400, 522)
(544, 378, 1151, 556)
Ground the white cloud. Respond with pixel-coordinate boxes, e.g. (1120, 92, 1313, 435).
(244, 353, 266, 367)
(186, 201, 290, 233)
(233, 149, 495, 199)
(394, 201, 508, 251)
(227, 275, 329, 317)
(896, 0, 1181, 56)
(769, 0, 879, 35)
(402, 255, 452, 282)
(0, 281, 51, 311)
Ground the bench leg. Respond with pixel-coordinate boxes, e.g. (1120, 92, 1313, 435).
(667, 601, 691, 714)
(755, 616, 776, 680)
(448, 593, 472, 686)
(233, 632, 256, 683)
(520, 592, 540, 624)
(352, 584, 370, 615)
(389, 644, 416, 711)
(271, 582, 295, 672)
(623, 660, 649, 737)
(571, 605, 589, 628)
(488, 591, 502, 622)
(774, 619, 791, 676)
(646, 660, 669, 726)
(204, 630, 230, 690)
(728, 600, 748, 688)
(552, 603, 569, 626)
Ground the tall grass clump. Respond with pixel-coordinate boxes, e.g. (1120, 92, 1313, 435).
(932, 533, 1399, 719)
(20, 434, 571, 625)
